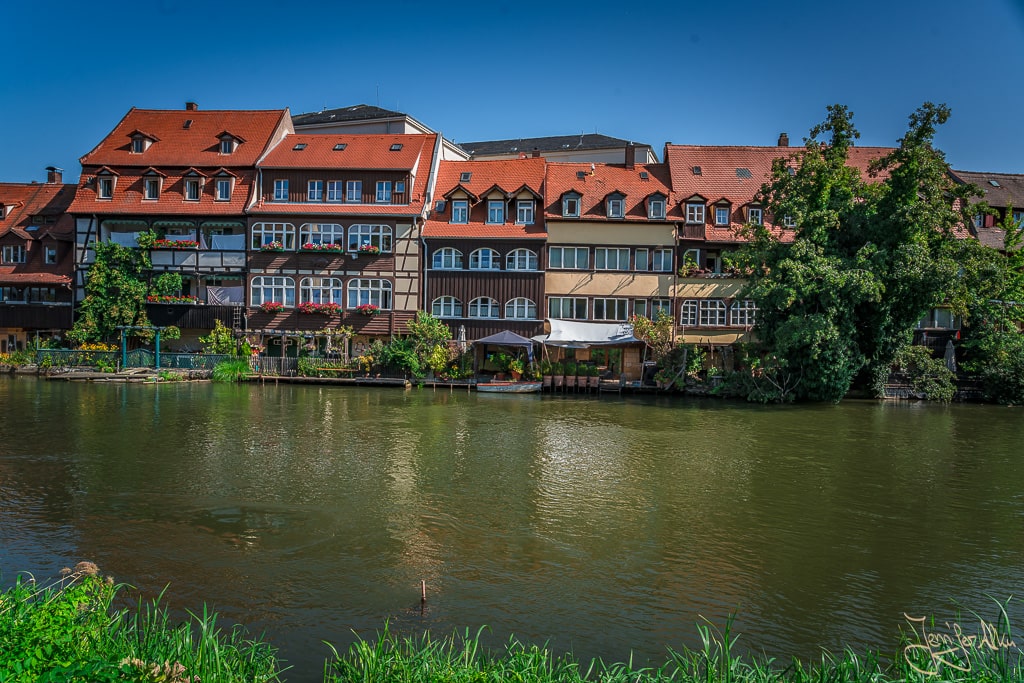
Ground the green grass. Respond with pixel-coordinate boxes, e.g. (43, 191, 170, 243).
(211, 359, 252, 383)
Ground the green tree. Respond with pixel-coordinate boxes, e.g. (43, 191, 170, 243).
(199, 320, 238, 355)
(68, 242, 153, 345)
(736, 103, 980, 402)
(406, 311, 453, 374)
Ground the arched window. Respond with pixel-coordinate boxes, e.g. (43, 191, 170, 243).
(468, 297, 500, 318)
(432, 247, 463, 270)
(298, 223, 344, 247)
(505, 298, 537, 319)
(680, 299, 698, 327)
(251, 223, 296, 250)
(299, 277, 343, 305)
(347, 278, 392, 309)
(347, 224, 393, 252)
(506, 248, 538, 271)
(730, 299, 757, 327)
(431, 296, 463, 318)
(469, 248, 500, 270)
(251, 276, 295, 306)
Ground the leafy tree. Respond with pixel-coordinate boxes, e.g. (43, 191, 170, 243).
(405, 311, 452, 374)
(150, 272, 183, 297)
(630, 310, 676, 366)
(736, 103, 981, 402)
(68, 242, 153, 345)
(199, 320, 238, 355)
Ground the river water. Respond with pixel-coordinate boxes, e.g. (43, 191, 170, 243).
(1, 376, 1022, 681)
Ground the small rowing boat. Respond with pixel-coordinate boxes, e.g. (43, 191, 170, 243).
(475, 381, 542, 394)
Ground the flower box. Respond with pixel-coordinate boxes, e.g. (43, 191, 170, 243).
(300, 243, 343, 253)
(259, 301, 285, 313)
(355, 304, 381, 316)
(146, 295, 199, 304)
(297, 302, 341, 315)
(357, 244, 381, 256)
(260, 241, 285, 252)
(152, 239, 198, 249)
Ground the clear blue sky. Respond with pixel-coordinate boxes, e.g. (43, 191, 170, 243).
(3, 0, 1023, 183)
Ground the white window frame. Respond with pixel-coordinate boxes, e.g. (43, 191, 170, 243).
(250, 275, 295, 307)
(215, 178, 232, 201)
(548, 297, 587, 320)
(730, 299, 757, 327)
(562, 195, 580, 218)
(487, 200, 505, 224)
(299, 223, 344, 247)
(132, 137, 146, 154)
(346, 180, 362, 202)
(347, 278, 392, 309)
(747, 207, 763, 225)
(783, 215, 797, 228)
(299, 276, 343, 305)
(432, 296, 462, 318)
(686, 203, 705, 224)
(143, 177, 161, 200)
(593, 298, 629, 321)
(699, 299, 728, 326)
(451, 199, 469, 224)
(326, 181, 343, 202)
(348, 224, 392, 253)
(468, 297, 500, 318)
(648, 197, 666, 220)
(651, 298, 672, 318)
(516, 200, 535, 225)
(505, 297, 537, 320)
(97, 176, 114, 199)
(184, 178, 201, 201)
(607, 197, 624, 218)
(635, 248, 650, 271)
(594, 247, 630, 271)
(432, 247, 463, 270)
(548, 246, 588, 270)
(715, 206, 730, 226)
(680, 300, 699, 326)
(506, 248, 538, 271)
(2, 245, 26, 263)
(251, 222, 296, 250)
(469, 248, 501, 270)
(376, 181, 393, 203)
(273, 179, 289, 202)
(307, 180, 323, 202)
(44, 246, 58, 264)
(651, 248, 673, 272)
(220, 138, 234, 155)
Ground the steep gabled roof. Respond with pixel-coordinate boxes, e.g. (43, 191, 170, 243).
(462, 133, 650, 158)
(543, 162, 676, 221)
(949, 169, 1024, 209)
(0, 182, 76, 238)
(292, 104, 406, 127)
(260, 133, 434, 170)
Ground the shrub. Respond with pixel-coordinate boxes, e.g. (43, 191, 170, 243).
(211, 359, 251, 383)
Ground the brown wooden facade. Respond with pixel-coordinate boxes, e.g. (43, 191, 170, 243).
(257, 170, 412, 206)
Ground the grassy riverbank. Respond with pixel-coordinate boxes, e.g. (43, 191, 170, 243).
(2, 566, 1021, 682)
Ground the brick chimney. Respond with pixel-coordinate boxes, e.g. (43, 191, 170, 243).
(532, 148, 540, 158)
(185, 101, 199, 111)
(778, 132, 789, 147)
(46, 166, 63, 184)
(625, 143, 637, 170)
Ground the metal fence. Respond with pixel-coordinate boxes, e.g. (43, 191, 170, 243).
(37, 348, 232, 370)
(37, 349, 118, 368)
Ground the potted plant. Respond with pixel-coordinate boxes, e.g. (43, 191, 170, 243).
(563, 360, 578, 389)
(355, 303, 381, 316)
(679, 253, 705, 278)
(586, 363, 601, 389)
(300, 242, 343, 253)
(259, 301, 284, 314)
(540, 359, 553, 388)
(552, 361, 564, 388)
(357, 243, 381, 256)
(508, 357, 525, 381)
(260, 240, 285, 252)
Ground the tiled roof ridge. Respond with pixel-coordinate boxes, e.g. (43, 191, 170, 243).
(952, 169, 1024, 178)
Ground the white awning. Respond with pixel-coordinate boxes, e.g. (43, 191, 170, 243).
(532, 319, 639, 347)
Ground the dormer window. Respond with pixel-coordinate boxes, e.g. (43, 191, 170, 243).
(648, 196, 666, 220)
(273, 179, 289, 202)
(451, 200, 468, 224)
(220, 137, 236, 154)
(606, 194, 625, 219)
(216, 177, 233, 201)
(97, 176, 114, 199)
(783, 215, 797, 228)
(747, 206, 763, 225)
(143, 176, 161, 200)
(516, 200, 535, 225)
(129, 131, 157, 153)
(185, 178, 201, 201)
(2, 245, 26, 263)
(686, 202, 705, 224)
(562, 192, 581, 218)
(714, 204, 731, 226)
(132, 138, 145, 153)
(487, 200, 505, 224)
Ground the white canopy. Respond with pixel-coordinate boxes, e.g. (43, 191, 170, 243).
(532, 319, 640, 348)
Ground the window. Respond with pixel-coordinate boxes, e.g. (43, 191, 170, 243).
(505, 297, 537, 319)
(651, 299, 672, 318)
(1013, 210, 1024, 227)
(680, 300, 699, 326)
(299, 277, 343, 305)
(652, 248, 673, 272)
(216, 178, 232, 201)
(460, 172, 472, 183)
(451, 200, 469, 224)
(783, 215, 797, 228)
(506, 248, 538, 271)
(468, 297, 500, 318)
(548, 246, 588, 269)
(730, 299, 757, 327)
(549, 297, 587, 319)
(648, 197, 666, 219)
(607, 197, 624, 218)
(516, 200, 535, 224)
(2, 245, 26, 263)
(432, 247, 463, 269)
(326, 181, 343, 202)
(44, 246, 58, 264)
(432, 296, 462, 317)
(487, 200, 505, 224)
(917, 308, 958, 329)
(250, 276, 295, 307)
(715, 206, 730, 226)
(308, 180, 323, 202)
(686, 203, 705, 224)
(97, 176, 114, 199)
(273, 179, 289, 201)
(143, 177, 160, 200)
(593, 298, 629, 321)
(699, 299, 728, 326)
(132, 138, 146, 154)
(299, 223, 344, 247)
(973, 214, 983, 229)
(348, 224, 392, 252)
(347, 278, 392, 309)
(251, 222, 296, 250)
(594, 247, 630, 270)
(346, 180, 362, 202)
(562, 193, 580, 217)
(634, 299, 648, 318)
(184, 178, 201, 201)
(469, 248, 500, 270)
(220, 138, 235, 155)
(748, 207, 763, 225)
(395, 181, 406, 195)
(635, 248, 649, 271)
(376, 181, 392, 203)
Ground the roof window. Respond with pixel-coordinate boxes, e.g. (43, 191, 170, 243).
(333, 143, 347, 151)
(639, 171, 649, 179)
(990, 179, 1001, 187)
(293, 143, 307, 151)
(460, 172, 472, 183)
(183, 119, 193, 129)
(692, 166, 702, 175)
(736, 168, 752, 179)
(390, 143, 403, 151)
(576, 171, 587, 180)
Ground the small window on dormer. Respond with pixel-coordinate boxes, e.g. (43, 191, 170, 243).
(562, 194, 580, 218)
(607, 196, 624, 219)
(648, 197, 665, 220)
(216, 178, 233, 201)
(97, 177, 114, 199)
(45, 246, 58, 264)
(185, 178, 201, 201)
(748, 206, 763, 225)
(686, 202, 705, 224)
(144, 177, 161, 200)
(220, 138, 235, 154)
(132, 138, 145, 153)
(715, 205, 730, 226)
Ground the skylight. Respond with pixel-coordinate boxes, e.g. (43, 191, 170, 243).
(183, 119, 193, 129)
(460, 172, 472, 183)
(333, 143, 347, 151)
(390, 143, 403, 151)
(736, 168, 753, 179)
(990, 180, 1001, 187)
(576, 171, 587, 180)
(639, 171, 649, 179)
(692, 166, 702, 175)
(293, 143, 307, 151)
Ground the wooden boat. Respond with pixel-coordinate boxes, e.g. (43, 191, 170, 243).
(475, 381, 543, 394)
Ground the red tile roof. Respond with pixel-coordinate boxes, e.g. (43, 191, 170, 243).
(0, 181, 76, 285)
(542, 162, 676, 221)
(260, 133, 435, 170)
(424, 158, 546, 239)
(79, 108, 290, 167)
(69, 171, 257, 215)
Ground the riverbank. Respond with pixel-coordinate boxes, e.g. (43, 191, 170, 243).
(2, 566, 1020, 683)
